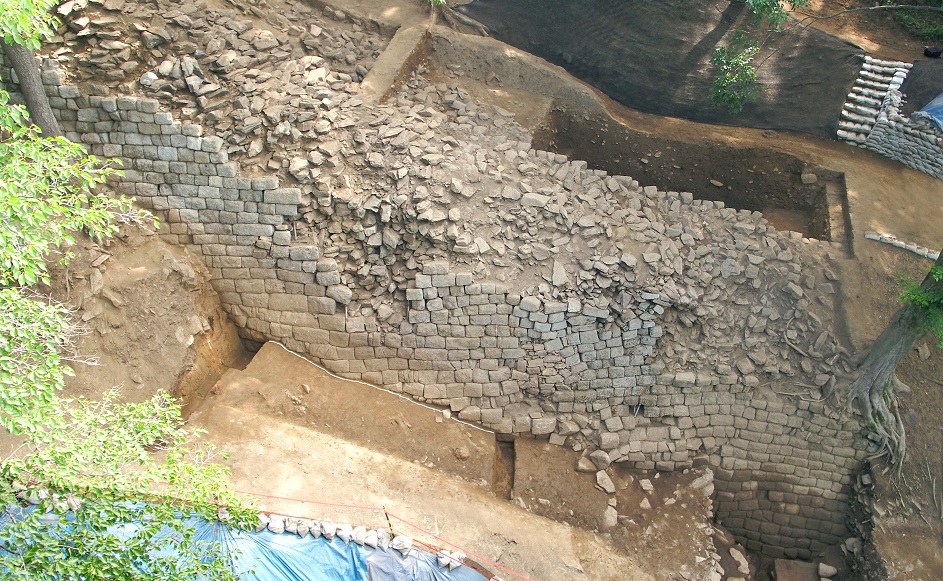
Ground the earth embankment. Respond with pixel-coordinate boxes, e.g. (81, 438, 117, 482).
(459, 0, 864, 137)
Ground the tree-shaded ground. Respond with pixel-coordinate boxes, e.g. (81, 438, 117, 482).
(460, 0, 866, 137)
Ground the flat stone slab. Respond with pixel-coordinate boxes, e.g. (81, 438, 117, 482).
(361, 26, 428, 104)
(773, 559, 818, 581)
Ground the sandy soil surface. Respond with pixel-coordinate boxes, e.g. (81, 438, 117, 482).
(188, 342, 675, 581)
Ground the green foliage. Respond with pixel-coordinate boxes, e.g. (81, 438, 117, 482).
(0, 0, 58, 50)
(746, 0, 810, 28)
(710, 33, 760, 114)
(0, 392, 256, 581)
(0, 66, 255, 579)
(0, 288, 74, 434)
(900, 262, 943, 348)
(426, 0, 446, 5)
(0, 91, 144, 288)
(0, 86, 152, 434)
(889, 0, 943, 43)
(709, 1, 813, 112)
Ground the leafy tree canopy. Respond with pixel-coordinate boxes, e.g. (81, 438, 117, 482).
(0, 0, 58, 50)
(0, 25, 256, 576)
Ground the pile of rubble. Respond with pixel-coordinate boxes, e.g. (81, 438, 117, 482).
(36, 0, 852, 396)
(1, 0, 872, 561)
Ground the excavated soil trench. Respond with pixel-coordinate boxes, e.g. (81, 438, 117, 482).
(418, 34, 851, 246)
(532, 106, 850, 243)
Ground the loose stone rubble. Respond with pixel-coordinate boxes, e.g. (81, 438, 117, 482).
(1, 0, 877, 561)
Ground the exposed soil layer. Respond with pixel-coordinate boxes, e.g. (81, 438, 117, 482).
(46, 227, 249, 407)
(899, 58, 943, 116)
(533, 106, 840, 239)
(460, 0, 864, 137)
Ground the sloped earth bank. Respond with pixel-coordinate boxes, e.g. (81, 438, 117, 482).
(48, 227, 251, 407)
(460, 0, 943, 138)
(459, 0, 864, 137)
(30, 0, 943, 579)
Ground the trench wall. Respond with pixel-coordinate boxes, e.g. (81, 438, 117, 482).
(2, 56, 865, 559)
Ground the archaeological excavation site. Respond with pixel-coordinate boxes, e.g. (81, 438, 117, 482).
(3, 0, 942, 580)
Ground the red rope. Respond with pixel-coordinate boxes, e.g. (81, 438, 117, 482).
(235, 490, 382, 513)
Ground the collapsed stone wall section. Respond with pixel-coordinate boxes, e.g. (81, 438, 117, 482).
(2, 55, 866, 559)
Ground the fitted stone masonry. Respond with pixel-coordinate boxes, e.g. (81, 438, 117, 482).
(2, 33, 866, 559)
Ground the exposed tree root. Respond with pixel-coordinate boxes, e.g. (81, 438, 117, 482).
(842, 248, 942, 472)
(430, 4, 490, 37)
(848, 370, 907, 472)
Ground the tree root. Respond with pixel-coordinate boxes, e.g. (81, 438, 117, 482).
(849, 372, 907, 472)
(433, 5, 490, 37)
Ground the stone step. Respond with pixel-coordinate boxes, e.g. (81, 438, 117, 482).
(360, 25, 429, 105)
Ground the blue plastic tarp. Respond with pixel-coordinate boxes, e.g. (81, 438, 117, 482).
(202, 523, 368, 581)
(1, 505, 490, 581)
(912, 91, 943, 131)
(364, 546, 489, 581)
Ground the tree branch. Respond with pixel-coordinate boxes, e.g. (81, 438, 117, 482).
(796, 5, 943, 25)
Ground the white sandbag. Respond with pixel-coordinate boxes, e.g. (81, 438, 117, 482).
(391, 534, 413, 556)
(320, 519, 337, 540)
(363, 529, 379, 548)
(449, 551, 467, 570)
(377, 529, 391, 550)
(284, 518, 299, 535)
(336, 522, 353, 543)
(256, 513, 270, 533)
(352, 525, 367, 545)
(297, 519, 314, 538)
(267, 515, 286, 535)
(437, 550, 452, 569)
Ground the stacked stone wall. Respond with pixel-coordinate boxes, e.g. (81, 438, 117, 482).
(2, 51, 864, 559)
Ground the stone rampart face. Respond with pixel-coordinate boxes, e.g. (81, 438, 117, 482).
(2, 26, 865, 558)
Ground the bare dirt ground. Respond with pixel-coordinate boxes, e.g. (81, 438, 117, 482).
(49, 0, 943, 579)
(47, 226, 250, 407)
(800, 0, 932, 61)
(188, 342, 684, 581)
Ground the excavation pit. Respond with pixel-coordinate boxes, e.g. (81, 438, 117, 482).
(533, 106, 849, 243)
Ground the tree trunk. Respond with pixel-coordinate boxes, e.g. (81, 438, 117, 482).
(848, 250, 943, 466)
(1, 41, 61, 137)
